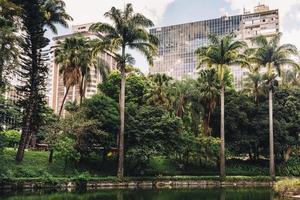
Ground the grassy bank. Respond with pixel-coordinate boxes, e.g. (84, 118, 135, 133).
(274, 178, 300, 197)
(0, 148, 267, 178)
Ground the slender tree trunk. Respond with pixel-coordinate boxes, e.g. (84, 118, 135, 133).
(220, 81, 225, 178)
(58, 86, 70, 117)
(79, 75, 85, 105)
(117, 46, 126, 180)
(203, 114, 209, 137)
(16, 105, 33, 162)
(269, 86, 275, 180)
(48, 149, 54, 163)
(0, 57, 4, 92)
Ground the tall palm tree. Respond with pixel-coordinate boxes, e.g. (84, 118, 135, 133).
(55, 36, 111, 116)
(55, 37, 84, 116)
(195, 34, 246, 178)
(90, 3, 158, 179)
(252, 33, 299, 179)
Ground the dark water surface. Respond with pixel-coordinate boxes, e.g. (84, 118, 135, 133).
(0, 188, 291, 200)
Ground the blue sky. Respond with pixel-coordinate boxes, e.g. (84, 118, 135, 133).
(47, 0, 300, 73)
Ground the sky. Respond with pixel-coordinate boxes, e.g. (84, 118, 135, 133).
(46, 0, 300, 73)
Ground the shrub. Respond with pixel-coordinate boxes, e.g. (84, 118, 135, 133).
(54, 136, 80, 171)
(278, 156, 300, 176)
(274, 178, 300, 196)
(72, 171, 91, 189)
(0, 130, 20, 148)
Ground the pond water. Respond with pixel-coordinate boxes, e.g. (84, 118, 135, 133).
(0, 188, 291, 200)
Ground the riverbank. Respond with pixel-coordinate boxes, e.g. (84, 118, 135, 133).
(0, 176, 274, 190)
(274, 178, 300, 198)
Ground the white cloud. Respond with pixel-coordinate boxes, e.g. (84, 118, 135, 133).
(225, 0, 300, 50)
(64, 0, 175, 26)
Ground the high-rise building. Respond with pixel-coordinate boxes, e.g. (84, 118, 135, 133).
(47, 23, 117, 115)
(149, 4, 279, 89)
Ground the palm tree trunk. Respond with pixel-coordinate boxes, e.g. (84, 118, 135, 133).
(269, 86, 275, 179)
(79, 75, 85, 105)
(117, 46, 126, 180)
(220, 81, 225, 178)
(58, 86, 70, 117)
(203, 114, 209, 137)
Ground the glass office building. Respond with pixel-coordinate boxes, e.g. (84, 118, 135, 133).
(150, 5, 279, 89)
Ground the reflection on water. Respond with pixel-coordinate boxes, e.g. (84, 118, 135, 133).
(0, 188, 290, 200)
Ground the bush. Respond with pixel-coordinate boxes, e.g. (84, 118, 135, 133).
(0, 130, 20, 148)
(274, 178, 300, 196)
(278, 156, 300, 176)
(72, 171, 91, 189)
(54, 136, 80, 170)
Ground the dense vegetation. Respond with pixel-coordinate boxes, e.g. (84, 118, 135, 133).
(0, 2, 300, 180)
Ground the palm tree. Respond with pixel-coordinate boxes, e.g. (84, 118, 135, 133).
(195, 34, 246, 178)
(145, 74, 174, 110)
(90, 3, 158, 179)
(55, 36, 111, 116)
(252, 33, 299, 179)
(282, 67, 300, 88)
(55, 37, 84, 116)
(197, 69, 220, 136)
(241, 48, 266, 104)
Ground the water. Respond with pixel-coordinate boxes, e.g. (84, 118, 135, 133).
(0, 188, 291, 200)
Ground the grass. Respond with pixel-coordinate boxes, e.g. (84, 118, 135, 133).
(0, 148, 71, 178)
(274, 178, 300, 196)
(0, 148, 272, 182)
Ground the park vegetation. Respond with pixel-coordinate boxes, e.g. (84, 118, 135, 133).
(0, 2, 300, 180)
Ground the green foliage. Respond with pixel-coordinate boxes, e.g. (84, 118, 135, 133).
(278, 156, 300, 176)
(125, 106, 183, 174)
(98, 71, 149, 105)
(0, 133, 5, 154)
(274, 178, 300, 196)
(53, 136, 80, 169)
(210, 88, 300, 162)
(173, 132, 220, 171)
(0, 130, 20, 147)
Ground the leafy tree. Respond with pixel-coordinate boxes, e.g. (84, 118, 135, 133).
(82, 94, 119, 155)
(195, 34, 246, 178)
(90, 3, 158, 179)
(125, 105, 182, 174)
(14, 0, 72, 162)
(252, 33, 299, 179)
(53, 136, 80, 171)
(99, 71, 149, 106)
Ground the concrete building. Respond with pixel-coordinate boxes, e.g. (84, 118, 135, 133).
(149, 4, 279, 89)
(47, 23, 117, 115)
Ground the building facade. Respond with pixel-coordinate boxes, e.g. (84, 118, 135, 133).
(149, 5, 279, 89)
(47, 23, 117, 115)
